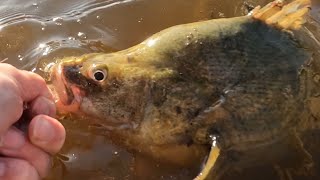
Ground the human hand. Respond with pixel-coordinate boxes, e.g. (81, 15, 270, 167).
(0, 63, 65, 179)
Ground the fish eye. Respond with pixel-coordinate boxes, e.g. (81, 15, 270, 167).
(91, 69, 108, 82)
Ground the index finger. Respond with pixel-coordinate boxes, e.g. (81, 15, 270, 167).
(0, 64, 55, 134)
(0, 64, 53, 102)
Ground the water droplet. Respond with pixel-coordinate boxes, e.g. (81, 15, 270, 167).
(68, 36, 76, 40)
(114, 151, 118, 155)
(52, 17, 63, 26)
(146, 38, 157, 47)
(218, 12, 225, 17)
(38, 43, 51, 56)
(52, 17, 61, 21)
(77, 32, 87, 39)
(32, 2, 38, 9)
(70, 153, 77, 160)
(41, 27, 45, 31)
(96, 15, 100, 19)
(209, 135, 218, 147)
(76, 19, 81, 24)
(44, 62, 56, 73)
(18, 55, 23, 61)
(38, 43, 45, 48)
(187, 33, 194, 40)
(138, 18, 143, 23)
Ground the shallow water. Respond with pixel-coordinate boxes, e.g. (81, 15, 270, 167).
(1, 0, 320, 180)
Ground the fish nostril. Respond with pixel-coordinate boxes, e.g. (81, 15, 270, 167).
(63, 66, 83, 84)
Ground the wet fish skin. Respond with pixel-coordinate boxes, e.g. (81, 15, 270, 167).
(49, 1, 317, 172)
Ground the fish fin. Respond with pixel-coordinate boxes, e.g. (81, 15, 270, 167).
(274, 165, 294, 180)
(194, 145, 221, 180)
(286, 130, 315, 177)
(252, 0, 311, 30)
(273, 130, 315, 179)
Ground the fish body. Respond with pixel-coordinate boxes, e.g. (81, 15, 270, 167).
(49, 0, 319, 178)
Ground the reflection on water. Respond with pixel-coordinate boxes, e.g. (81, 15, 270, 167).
(0, 0, 320, 180)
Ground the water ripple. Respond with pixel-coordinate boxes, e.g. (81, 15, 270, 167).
(0, 13, 47, 26)
(0, 0, 135, 27)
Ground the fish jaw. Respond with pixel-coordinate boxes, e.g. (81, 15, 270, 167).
(50, 63, 84, 114)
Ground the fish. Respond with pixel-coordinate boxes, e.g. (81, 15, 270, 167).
(48, 0, 318, 179)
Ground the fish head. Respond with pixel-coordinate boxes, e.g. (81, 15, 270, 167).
(49, 53, 147, 128)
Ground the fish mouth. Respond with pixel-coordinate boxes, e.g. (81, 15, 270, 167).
(50, 63, 83, 113)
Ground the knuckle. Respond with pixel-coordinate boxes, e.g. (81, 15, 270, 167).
(25, 71, 45, 84)
(24, 71, 52, 97)
(33, 74, 46, 85)
(0, 78, 23, 121)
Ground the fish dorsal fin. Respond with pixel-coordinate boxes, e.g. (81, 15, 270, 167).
(251, 0, 311, 30)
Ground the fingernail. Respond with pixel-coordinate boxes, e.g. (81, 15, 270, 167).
(32, 118, 54, 142)
(0, 162, 6, 177)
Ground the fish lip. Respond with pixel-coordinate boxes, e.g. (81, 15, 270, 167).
(51, 63, 83, 111)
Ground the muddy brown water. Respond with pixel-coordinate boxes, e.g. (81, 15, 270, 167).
(1, 0, 320, 180)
